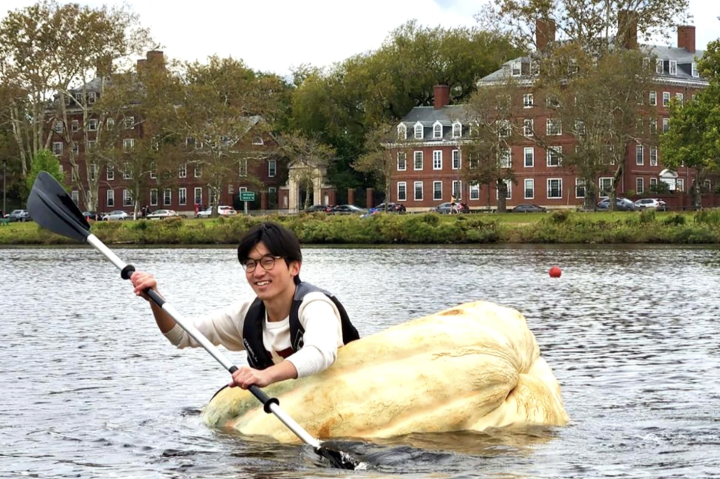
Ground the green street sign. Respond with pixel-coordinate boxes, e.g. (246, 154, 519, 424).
(240, 191, 255, 202)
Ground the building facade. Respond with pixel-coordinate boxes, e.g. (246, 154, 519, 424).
(390, 24, 710, 212)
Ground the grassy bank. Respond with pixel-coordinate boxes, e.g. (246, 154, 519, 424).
(2, 209, 720, 245)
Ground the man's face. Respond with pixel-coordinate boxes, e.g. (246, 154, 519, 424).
(244, 241, 299, 302)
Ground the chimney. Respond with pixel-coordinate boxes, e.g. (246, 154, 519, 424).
(618, 10, 638, 49)
(136, 58, 147, 72)
(677, 25, 695, 53)
(536, 18, 556, 51)
(146, 50, 164, 64)
(433, 84, 449, 110)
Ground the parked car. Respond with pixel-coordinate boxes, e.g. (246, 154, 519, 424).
(331, 204, 367, 215)
(196, 205, 237, 218)
(597, 197, 638, 211)
(146, 209, 180, 220)
(304, 204, 333, 213)
(374, 202, 406, 213)
(512, 204, 548, 213)
(8, 209, 31, 222)
(105, 210, 130, 221)
(634, 198, 668, 211)
(431, 202, 469, 214)
(82, 211, 101, 221)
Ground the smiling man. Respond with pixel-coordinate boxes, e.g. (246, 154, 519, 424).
(130, 222, 359, 389)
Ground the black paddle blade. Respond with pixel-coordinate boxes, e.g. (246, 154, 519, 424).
(315, 446, 363, 470)
(27, 171, 90, 242)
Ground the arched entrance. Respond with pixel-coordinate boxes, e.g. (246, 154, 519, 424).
(659, 169, 678, 191)
(286, 159, 329, 212)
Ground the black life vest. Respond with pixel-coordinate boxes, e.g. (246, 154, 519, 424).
(241, 282, 359, 370)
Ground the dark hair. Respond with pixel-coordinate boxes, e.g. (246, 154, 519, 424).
(238, 222, 302, 284)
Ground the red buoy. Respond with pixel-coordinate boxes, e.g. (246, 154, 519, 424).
(549, 266, 562, 278)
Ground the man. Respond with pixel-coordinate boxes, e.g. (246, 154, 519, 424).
(130, 222, 359, 389)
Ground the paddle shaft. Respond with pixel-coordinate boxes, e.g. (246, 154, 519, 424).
(85, 234, 322, 449)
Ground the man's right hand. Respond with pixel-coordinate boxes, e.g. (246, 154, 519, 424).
(130, 271, 158, 301)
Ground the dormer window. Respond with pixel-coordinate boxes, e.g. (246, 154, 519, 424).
(692, 62, 699, 78)
(252, 137, 264, 145)
(414, 122, 423, 140)
(669, 60, 677, 75)
(451, 121, 461, 138)
(656, 59, 664, 74)
(88, 92, 97, 104)
(432, 121, 442, 139)
(511, 61, 522, 77)
(397, 124, 407, 140)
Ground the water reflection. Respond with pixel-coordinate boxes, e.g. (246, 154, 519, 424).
(2, 244, 720, 478)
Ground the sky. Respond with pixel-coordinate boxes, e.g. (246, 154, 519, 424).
(2, 0, 719, 76)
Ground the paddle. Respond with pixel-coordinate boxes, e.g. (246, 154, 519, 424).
(27, 171, 362, 470)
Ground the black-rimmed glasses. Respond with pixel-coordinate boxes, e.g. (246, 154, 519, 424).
(242, 255, 283, 273)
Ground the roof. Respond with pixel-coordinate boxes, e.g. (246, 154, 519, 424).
(397, 105, 471, 141)
(479, 43, 707, 86)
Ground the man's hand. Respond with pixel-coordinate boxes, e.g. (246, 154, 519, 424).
(229, 366, 273, 389)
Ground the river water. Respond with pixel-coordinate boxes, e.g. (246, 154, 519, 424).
(2, 245, 720, 478)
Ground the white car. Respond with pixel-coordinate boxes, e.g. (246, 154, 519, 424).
(634, 198, 668, 211)
(105, 210, 130, 221)
(146, 209, 179, 220)
(196, 205, 237, 218)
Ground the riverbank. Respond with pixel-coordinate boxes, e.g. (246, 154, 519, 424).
(2, 209, 720, 245)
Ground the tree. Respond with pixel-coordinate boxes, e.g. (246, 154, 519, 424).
(462, 83, 519, 212)
(352, 123, 405, 210)
(661, 39, 720, 208)
(26, 149, 65, 195)
(0, 0, 152, 179)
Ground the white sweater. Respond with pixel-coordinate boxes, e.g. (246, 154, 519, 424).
(164, 291, 343, 378)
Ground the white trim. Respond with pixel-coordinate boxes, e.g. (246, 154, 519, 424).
(414, 122, 423, 140)
(413, 181, 423, 201)
(547, 178, 562, 199)
(413, 151, 423, 170)
(524, 178, 534, 199)
(397, 151, 407, 171)
(432, 150, 442, 170)
(524, 147, 534, 167)
(451, 121, 462, 139)
(451, 149, 461, 169)
(433, 180, 442, 200)
(397, 123, 407, 140)
(432, 121, 443, 139)
(397, 181, 407, 202)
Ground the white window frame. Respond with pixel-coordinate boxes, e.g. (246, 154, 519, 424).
(268, 159, 277, 177)
(149, 162, 157, 180)
(71, 190, 79, 204)
(397, 124, 407, 140)
(452, 180, 462, 200)
(524, 179, 534, 199)
(662, 92, 671, 107)
(52, 142, 63, 156)
(524, 147, 534, 167)
(123, 138, 134, 151)
(677, 178, 684, 191)
(470, 183, 480, 200)
(452, 150, 460, 170)
(397, 182, 407, 202)
(414, 181, 423, 201)
(433, 181, 443, 200)
(106, 165, 114, 181)
(511, 61, 522, 76)
(88, 163, 97, 181)
(649, 91, 657, 106)
(433, 121, 443, 139)
(53, 120, 63, 133)
(498, 120, 511, 138)
(636, 177, 644, 194)
(397, 152, 407, 171)
(650, 148, 658, 166)
(656, 59, 664, 74)
(414, 122, 423, 140)
(663, 117, 670, 132)
(432, 150, 442, 170)
(546, 146, 562, 167)
(636, 144, 644, 165)
(669, 60, 677, 75)
(523, 93, 533, 108)
(413, 151, 423, 170)
(106, 118, 115, 129)
(546, 118, 562, 136)
(71, 120, 79, 132)
(523, 119, 533, 137)
(547, 178, 562, 199)
(87, 92, 96, 104)
(599, 177, 613, 195)
(499, 148, 511, 168)
(123, 189, 133, 207)
(452, 122, 462, 139)
(106, 189, 115, 207)
(676, 92, 683, 105)
(179, 187, 187, 206)
(238, 159, 247, 177)
(179, 163, 187, 178)
(692, 62, 699, 78)
(163, 189, 172, 206)
(150, 189, 158, 207)
(125, 116, 135, 130)
(122, 162, 132, 180)
(650, 177, 658, 188)
(575, 178, 585, 198)
(195, 164, 202, 178)
(88, 119, 98, 131)
(194, 187, 202, 206)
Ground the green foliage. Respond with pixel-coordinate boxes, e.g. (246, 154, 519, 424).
(662, 214, 686, 226)
(26, 149, 65, 197)
(549, 209, 571, 223)
(649, 182, 671, 194)
(694, 209, 720, 226)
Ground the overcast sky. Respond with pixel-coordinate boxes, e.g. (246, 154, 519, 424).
(3, 0, 719, 76)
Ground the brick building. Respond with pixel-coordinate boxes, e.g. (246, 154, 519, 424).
(389, 24, 710, 212)
(48, 51, 287, 217)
